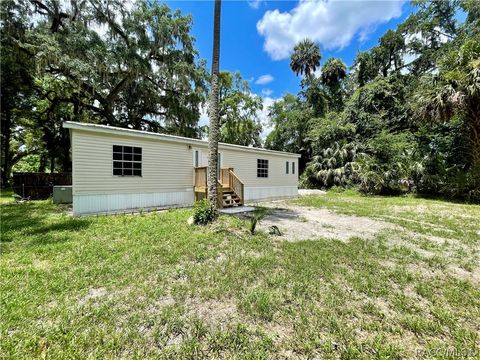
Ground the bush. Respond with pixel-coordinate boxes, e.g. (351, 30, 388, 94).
(249, 207, 268, 235)
(192, 199, 218, 225)
(302, 141, 365, 189)
(418, 165, 480, 203)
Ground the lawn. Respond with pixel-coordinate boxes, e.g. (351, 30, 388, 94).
(1, 190, 479, 358)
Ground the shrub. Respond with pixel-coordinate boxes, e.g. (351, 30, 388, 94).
(249, 207, 268, 235)
(302, 141, 365, 189)
(192, 199, 218, 225)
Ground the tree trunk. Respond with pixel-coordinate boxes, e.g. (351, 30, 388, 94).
(470, 114, 480, 168)
(61, 127, 71, 172)
(207, 0, 222, 207)
(50, 155, 55, 173)
(1, 108, 12, 188)
(39, 155, 47, 172)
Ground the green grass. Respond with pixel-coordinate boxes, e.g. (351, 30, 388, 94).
(1, 190, 479, 358)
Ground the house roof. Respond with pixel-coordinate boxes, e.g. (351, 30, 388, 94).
(63, 121, 301, 158)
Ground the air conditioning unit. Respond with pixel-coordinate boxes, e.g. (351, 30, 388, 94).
(53, 186, 72, 204)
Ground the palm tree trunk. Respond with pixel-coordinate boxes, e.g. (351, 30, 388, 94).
(470, 113, 480, 168)
(207, 0, 222, 207)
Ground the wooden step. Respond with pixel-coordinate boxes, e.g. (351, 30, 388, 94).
(223, 202, 240, 208)
(223, 197, 240, 203)
(221, 187, 242, 208)
(222, 196, 241, 206)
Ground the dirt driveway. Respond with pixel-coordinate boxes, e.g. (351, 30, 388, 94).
(256, 200, 395, 242)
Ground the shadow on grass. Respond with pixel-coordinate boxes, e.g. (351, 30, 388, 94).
(26, 218, 91, 236)
(1, 201, 91, 244)
(412, 192, 480, 205)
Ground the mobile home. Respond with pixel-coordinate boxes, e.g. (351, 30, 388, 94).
(64, 122, 300, 215)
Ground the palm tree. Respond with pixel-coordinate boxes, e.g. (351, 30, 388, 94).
(320, 58, 347, 111)
(320, 58, 347, 89)
(289, 39, 321, 79)
(415, 56, 480, 167)
(207, 0, 222, 207)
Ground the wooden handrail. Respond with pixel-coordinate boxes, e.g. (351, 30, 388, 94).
(229, 170, 244, 205)
(229, 170, 244, 186)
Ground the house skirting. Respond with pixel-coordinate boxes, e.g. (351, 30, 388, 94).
(73, 186, 298, 215)
(244, 186, 298, 201)
(73, 190, 194, 215)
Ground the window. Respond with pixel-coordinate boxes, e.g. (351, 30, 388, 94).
(113, 145, 142, 176)
(286, 161, 289, 174)
(292, 161, 295, 175)
(257, 159, 269, 178)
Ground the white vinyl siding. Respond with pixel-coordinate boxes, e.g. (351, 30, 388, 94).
(72, 130, 193, 195)
(218, 147, 298, 187)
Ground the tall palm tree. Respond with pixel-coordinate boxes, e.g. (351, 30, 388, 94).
(290, 39, 321, 79)
(207, 0, 222, 207)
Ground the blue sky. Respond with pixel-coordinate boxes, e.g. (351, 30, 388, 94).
(166, 1, 413, 95)
(164, 0, 414, 129)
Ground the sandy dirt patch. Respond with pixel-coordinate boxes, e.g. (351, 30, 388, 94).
(298, 189, 327, 196)
(257, 202, 395, 242)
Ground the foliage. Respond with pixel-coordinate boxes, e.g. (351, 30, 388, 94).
(289, 39, 321, 78)
(0, 0, 209, 186)
(218, 71, 263, 147)
(265, 94, 313, 171)
(413, 36, 480, 167)
(290, 1, 479, 200)
(301, 142, 364, 189)
(12, 155, 41, 173)
(320, 58, 347, 111)
(192, 199, 218, 225)
(0, 0, 38, 185)
(248, 206, 268, 235)
(309, 112, 356, 152)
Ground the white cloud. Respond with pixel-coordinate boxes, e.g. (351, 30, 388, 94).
(313, 67, 322, 79)
(256, 96, 280, 139)
(255, 74, 274, 85)
(257, 0, 405, 60)
(261, 88, 273, 97)
(198, 105, 209, 127)
(400, 28, 450, 74)
(248, 0, 262, 10)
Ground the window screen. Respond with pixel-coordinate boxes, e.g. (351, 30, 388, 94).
(257, 159, 269, 178)
(286, 161, 289, 174)
(292, 161, 295, 175)
(113, 145, 142, 176)
(194, 150, 199, 167)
